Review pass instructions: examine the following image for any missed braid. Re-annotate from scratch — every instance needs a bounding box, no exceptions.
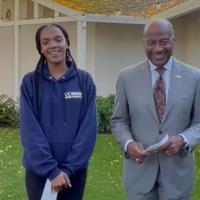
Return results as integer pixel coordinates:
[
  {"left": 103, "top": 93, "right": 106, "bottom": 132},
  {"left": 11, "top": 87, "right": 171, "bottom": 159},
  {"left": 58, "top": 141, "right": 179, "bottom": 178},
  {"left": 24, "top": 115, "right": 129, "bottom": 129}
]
[{"left": 67, "top": 49, "right": 85, "bottom": 103}]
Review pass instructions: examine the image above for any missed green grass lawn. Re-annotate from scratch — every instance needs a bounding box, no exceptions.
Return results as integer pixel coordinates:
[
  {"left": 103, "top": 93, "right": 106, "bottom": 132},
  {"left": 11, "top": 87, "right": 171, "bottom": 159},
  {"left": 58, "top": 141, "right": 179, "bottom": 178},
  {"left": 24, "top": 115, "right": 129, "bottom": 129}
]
[{"left": 0, "top": 128, "right": 199, "bottom": 200}]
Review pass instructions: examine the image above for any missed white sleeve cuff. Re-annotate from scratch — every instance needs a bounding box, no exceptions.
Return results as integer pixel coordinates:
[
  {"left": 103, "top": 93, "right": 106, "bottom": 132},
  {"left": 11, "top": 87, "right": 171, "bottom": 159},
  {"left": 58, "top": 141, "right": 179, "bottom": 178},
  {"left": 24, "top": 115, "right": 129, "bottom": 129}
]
[
  {"left": 125, "top": 139, "right": 134, "bottom": 152},
  {"left": 179, "top": 134, "right": 189, "bottom": 148}
]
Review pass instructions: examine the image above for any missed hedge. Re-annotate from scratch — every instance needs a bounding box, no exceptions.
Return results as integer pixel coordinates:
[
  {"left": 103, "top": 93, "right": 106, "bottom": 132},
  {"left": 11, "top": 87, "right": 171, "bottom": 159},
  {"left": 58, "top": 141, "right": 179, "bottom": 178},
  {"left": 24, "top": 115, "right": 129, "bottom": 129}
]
[
  {"left": 0, "top": 94, "right": 19, "bottom": 127},
  {"left": 0, "top": 94, "right": 115, "bottom": 134},
  {"left": 96, "top": 95, "right": 115, "bottom": 133}
]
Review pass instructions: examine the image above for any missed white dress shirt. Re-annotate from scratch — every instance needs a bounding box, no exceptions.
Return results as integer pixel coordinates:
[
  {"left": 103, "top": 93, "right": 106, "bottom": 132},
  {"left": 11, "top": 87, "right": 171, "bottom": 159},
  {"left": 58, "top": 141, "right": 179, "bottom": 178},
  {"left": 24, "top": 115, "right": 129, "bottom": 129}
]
[{"left": 149, "top": 56, "right": 172, "bottom": 100}]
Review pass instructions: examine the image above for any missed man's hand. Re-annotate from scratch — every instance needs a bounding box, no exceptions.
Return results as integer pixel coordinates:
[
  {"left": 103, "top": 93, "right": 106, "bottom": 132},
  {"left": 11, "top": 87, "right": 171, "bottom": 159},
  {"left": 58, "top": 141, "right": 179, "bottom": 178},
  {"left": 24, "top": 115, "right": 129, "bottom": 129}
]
[
  {"left": 159, "top": 135, "right": 185, "bottom": 156},
  {"left": 127, "top": 141, "right": 148, "bottom": 164},
  {"left": 51, "top": 171, "right": 71, "bottom": 193}
]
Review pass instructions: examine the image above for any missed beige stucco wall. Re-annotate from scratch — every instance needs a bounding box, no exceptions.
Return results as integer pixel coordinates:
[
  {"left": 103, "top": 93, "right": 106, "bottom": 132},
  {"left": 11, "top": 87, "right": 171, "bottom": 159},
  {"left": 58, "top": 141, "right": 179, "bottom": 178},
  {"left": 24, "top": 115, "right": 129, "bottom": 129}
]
[
  {"left": 86, "top": 22, "right": 96, "bottom": 79},
  {"left": 0, "top": 0, "right": 200, "bottom": 97},
  {"left": 171, "top": 11, "right": 200, "bottom": 68},
  {"left": 184, "top": 11, "right": 200, "bottom": 68},
  {"left": 0, "top": 26, "right": 14, "bottom": 96},
  {"left": 171, "top": 18, "right": 186, "bottom": 61},
  {"left": 19, "top": 25, "right": 40, "bottom": 81},
  {"left": 95, "top": 23, "right": 145, "bottom": 95}
]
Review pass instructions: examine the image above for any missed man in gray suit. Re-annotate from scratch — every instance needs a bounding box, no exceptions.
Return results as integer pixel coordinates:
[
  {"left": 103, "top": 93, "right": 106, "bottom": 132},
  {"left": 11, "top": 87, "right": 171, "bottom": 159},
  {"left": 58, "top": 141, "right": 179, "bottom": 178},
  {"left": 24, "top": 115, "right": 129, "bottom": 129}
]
[{"left": 111, "top": 18, "right": 200, "bottom": 200}]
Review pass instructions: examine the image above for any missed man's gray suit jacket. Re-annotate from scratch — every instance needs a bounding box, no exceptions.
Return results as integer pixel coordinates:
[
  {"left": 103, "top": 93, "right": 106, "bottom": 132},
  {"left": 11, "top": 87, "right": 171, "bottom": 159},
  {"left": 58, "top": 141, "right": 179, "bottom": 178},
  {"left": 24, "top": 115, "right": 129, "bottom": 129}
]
[{"left": 111, "top": 58, "right": 200, "bottom": 199}]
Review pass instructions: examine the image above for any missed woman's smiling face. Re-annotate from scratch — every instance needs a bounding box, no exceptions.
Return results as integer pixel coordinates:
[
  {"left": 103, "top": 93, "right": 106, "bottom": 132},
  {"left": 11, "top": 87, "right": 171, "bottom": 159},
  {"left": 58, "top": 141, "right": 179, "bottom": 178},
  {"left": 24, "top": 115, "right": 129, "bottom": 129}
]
[{"left": 40, "top": 26, "right": 68, "bottom": 65}]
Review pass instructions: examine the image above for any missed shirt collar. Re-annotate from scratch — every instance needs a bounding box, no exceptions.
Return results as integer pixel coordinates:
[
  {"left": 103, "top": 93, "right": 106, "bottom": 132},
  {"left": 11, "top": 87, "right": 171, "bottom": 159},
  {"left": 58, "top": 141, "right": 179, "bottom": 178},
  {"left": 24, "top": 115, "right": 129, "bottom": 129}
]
[{"left": 149, "top": 56, "right": 173, "bottom": 72}]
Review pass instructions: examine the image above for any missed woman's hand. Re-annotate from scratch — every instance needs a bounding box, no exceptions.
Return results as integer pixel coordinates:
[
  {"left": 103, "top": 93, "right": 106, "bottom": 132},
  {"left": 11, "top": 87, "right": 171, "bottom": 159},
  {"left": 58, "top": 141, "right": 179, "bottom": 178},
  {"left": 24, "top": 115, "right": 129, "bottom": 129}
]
[{"left": 51, "top": 171, "right": 71, "bottom": 192}]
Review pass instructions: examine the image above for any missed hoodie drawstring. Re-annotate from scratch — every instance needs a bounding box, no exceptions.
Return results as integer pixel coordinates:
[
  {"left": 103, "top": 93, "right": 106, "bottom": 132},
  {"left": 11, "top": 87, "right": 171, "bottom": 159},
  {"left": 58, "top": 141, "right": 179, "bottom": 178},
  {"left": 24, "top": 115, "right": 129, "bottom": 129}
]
[
  {"left": 49, "top": 76, "right": 54, "bottom": 130},
  {"left": 61, "top": 78, "right": 68, "bottom": 127}
]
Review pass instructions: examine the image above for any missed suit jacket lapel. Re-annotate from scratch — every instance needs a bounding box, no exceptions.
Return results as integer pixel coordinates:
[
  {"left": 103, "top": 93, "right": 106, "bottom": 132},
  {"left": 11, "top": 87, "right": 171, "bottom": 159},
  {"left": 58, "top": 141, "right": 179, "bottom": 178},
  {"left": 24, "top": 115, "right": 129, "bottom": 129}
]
[{"left": 161, "top": 59, "right": 183, "bottom": 125}]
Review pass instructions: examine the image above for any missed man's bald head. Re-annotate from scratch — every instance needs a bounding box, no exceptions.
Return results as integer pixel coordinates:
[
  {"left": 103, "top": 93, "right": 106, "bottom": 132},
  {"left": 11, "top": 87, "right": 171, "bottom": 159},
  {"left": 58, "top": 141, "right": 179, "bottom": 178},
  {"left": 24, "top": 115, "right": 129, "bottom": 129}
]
[{"left": 143, "top": 18, "right": 174, "bottom": 39}]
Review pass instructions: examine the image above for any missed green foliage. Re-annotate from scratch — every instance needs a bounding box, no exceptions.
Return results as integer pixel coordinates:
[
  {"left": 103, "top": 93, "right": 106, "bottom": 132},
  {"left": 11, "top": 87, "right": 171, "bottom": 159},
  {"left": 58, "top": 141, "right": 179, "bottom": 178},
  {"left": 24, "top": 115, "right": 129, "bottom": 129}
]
[
  {"left": 0, "top": 129, "right": 26, "bottom": 199},
  {"left": 0, "top": 129, "right": 125, "bottom": 200},
  {"left": 0, "top": 95, "right": 19, "bottom": 128},
  {"left": 84, "top": 135, "right": 125, "bottom": 200},
  {"left": 0, "top": 93, "right": 116, "bottom": 130},
  {"left": 0, "top": 130, "right": 200, "bottom": 200},
  {"left": 96, "top": 95, "right": 115, "bottom": 133}
]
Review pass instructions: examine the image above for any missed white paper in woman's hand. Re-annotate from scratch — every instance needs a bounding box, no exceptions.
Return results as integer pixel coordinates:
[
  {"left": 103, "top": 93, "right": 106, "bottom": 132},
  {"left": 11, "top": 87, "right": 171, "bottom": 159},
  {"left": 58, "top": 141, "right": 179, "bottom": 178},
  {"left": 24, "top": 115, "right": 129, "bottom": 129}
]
[{"left": 41, "top": 179, "right": 57, "bottom": 200}]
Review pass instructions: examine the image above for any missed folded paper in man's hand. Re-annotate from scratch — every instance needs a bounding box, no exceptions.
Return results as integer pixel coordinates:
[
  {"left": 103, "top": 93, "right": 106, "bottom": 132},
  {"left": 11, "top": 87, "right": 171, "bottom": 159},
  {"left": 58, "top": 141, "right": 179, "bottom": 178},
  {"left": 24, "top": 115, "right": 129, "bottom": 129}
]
[{"left": 145, "top": 134, "right": 169, "bottom": 153}]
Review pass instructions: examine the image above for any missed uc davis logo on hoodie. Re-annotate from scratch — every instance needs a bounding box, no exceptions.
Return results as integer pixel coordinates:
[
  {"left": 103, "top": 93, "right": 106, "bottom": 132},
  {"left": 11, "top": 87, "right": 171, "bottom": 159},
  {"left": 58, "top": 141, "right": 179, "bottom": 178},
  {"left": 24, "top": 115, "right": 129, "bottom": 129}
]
[{"left": 64, "top": 92, "right": 82, "bottom": 99}]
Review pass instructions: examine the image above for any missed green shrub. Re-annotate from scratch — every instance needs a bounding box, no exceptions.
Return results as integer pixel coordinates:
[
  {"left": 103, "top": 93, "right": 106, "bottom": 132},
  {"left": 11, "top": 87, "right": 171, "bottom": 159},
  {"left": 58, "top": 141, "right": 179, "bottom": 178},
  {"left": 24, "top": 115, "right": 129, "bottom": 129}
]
[
  {"left": 96, "top": 95, "right": 115, "bottom": 133},
  {"left": 0, "top": 93, "right": 116, "bottom": 131},
  {"left": 0, "top": 94, "right": 19, "bottom": 127}
]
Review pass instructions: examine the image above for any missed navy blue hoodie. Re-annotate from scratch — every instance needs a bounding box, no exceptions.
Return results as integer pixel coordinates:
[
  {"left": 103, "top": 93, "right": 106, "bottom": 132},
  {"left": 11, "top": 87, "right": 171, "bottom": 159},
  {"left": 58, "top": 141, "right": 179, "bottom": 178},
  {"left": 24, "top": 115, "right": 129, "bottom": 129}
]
[{"left": 20, "top": 60, "right": 97, "bottom": 180}]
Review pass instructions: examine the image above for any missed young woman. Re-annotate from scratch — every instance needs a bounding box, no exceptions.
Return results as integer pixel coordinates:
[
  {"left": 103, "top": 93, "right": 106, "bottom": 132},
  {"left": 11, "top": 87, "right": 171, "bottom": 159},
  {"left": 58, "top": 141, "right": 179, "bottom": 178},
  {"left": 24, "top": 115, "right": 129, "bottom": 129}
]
[{"left": 19, "top": 24, "right": 97, "bottom": 200}]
